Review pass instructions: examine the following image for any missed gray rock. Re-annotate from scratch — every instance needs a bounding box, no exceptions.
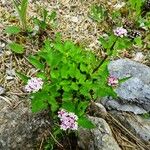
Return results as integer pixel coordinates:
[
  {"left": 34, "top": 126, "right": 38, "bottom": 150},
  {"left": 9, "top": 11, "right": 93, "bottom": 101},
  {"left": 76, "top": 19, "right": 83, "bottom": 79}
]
[
  {"left": 102, "top": 59, "right": 150, "bottom": 114},
  {"left": 78, "top": 116, "right": 121, "bottom": 150},
  {"left": 110, "top": 111, "right": 150, "bottom": 143},
  {"left": 0, "top": 97, "right": 51, "bottom": 150},
  {"left": 102, "top": 97, "right": 147, "bottom": 114},
  {"left": 108, "top": 59, "right": 150, "bottom": 84}
]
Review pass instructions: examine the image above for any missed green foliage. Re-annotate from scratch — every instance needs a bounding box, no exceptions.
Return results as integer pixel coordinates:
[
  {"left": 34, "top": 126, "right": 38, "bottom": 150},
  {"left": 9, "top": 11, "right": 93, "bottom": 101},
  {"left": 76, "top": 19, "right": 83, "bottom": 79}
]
[
  {"left": 8, "top": 42, "right": 24, "bottom": 53},
  {"left": 12, "top": 0, "right": 28, "bottom": 31},
  {"left": 16, "top": 71, "right": 29, "bottom": 83},
  {"left": 89, "top": 4, "right": 107, "bottom": 22},
  {"left": 5, "top": 26, "right": 21, "bottom": 35},
  {"left": 78, "top": 116, "right": 95, "bottom": 129},
  {"left": 128, "top": 0, "right": 144, "bottom": 18},
  {"left": 134, "top": 36, "right": 143, "bottom": 47},
  {"left": 27, "top": 55, "right": 45, "bottom": 70},
  {"left": 25, "top": 37, "right": 117, "bottom": 127},
  {"left": 140, "top": 113, "right": 150, "bottom": 119},
  {"left": 99, "top": 35, "right": 131, "bottom": 56},
  {"left": 33, "top": 8, "right": 57, "bottom": 31}
]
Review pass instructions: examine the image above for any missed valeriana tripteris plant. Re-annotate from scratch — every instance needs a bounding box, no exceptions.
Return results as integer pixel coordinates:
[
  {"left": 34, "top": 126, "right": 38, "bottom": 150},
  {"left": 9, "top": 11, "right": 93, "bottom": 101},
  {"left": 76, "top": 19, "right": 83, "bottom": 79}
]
[{"left": 19, "top": 28, "right": 136, "bottom": 148}]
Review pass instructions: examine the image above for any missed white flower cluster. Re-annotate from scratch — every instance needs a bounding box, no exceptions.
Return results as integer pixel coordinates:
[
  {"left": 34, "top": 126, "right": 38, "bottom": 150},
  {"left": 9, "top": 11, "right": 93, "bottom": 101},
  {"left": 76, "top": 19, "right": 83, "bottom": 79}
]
[
  {"left": 25, "top": 77, "right": 43, "bottom": 93},
  {"left": 58, "top": 109, "right": 78, "bottom": 131}
]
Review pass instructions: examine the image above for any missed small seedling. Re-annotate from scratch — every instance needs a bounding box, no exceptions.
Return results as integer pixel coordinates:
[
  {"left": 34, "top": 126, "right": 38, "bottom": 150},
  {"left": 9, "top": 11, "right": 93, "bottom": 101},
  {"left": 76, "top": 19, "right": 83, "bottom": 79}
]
[
  {"left": 5, "top": 25, "right": 21, "bottom": 35},
  {"left": 89, "top": 4, "right": 107, "bottom": 22},
  {"left": 8, "top": 42, "right": 24, "bottom": 54},
  {"left": 12, "top": 0, "right": 29, "bottom": 31},
  {"left": 33, "top": 8, "right": 57, "bottom": 31}
]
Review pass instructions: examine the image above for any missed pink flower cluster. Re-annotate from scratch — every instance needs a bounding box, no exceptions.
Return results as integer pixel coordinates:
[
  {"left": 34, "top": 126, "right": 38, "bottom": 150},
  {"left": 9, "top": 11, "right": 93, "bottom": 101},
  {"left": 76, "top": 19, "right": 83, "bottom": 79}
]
[
  {"left": 25, "top": 77, "right": 43, "bottom": 93},
  {"left": 113, "top": 27, "right": 127, "bottom": 37},
  {"left": 58, "top": 109, "right": 78, "bottom": 131},
  {"left": 108, "top": 76, "right": 119, "bottom": 87}
]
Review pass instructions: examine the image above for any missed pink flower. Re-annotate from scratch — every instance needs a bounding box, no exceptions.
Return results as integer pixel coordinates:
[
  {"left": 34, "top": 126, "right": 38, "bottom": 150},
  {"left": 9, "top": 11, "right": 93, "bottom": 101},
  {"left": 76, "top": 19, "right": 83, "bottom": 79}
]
[
  {"left": 108, "top": 76, "right": 119, "bottom": 87},
  {"left": 58, "top": 109, "right": 78, "bottom": 131},
  {"left": 113, "top": 27, "right": 127, "bottom": 37},
  {"left": 25, "top": 77, "right": 43, "bottom": 93}
]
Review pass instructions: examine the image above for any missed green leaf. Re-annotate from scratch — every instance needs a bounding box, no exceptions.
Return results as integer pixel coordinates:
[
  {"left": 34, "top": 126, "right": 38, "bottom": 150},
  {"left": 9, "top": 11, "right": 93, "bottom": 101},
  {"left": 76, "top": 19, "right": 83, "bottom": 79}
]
[
  {"left": 114, "top": 38, "right": 132, "bottom": 50},
  {"left": 60, "top": 65, "right": 69, "bottom": 78},
  {"left": 93, "top": 83, "right": 117, "bottom": 98},
  {"left": 99, "top": 37, "right": 108, "bottom": 49},
  {"left": 50, "top": 70, "right": 60, "bottom": 79},
  {"left": 90, "top": 5, "right": 107, "bottom": 22},
  {"left": 28, "top": 55, "right": 44, "bottom": 70},
  {"left": 49, "top": 11, "right": 57, "bottom": 21},
  {"left": 71, "top": 82, "right": 78, "bottom": 91},
  {"left": 134, "top": 37, "right": 142, "bottom": 47},
  {"left": 20, "top": 0, "right": 28, "bottom": 30},
  {"left": 79, "top": 85, "right": 91, "bottom": 99},
  {"left": 80, "top": 63, "right": 88, "bottom": 73},
  {"left": 78, "top": 116, "right": 95, "bottom": 129},
  {"left": 37, "top": 72, "right": 47, "bottom": 80},
  {"left": 107, "top": 35, "right": 117, "bottom": 49},
  {"left": 119, "top": 76, "right": 132, "bottom": 83},
  {"left": 16, "top": 71, "right": 29, "bottom": 83},
  {"left": 31, "top": 91, "right": 48, "bottom": 113},
  {"left": 48, "top": 96, "right": 59, "bottom": 112},
  {"left": 5, "top": 26, "right": 21, "bottom": 35},
  {"left": 62, "top": 101, "right": 75, "bottom": 112},
  {"left": 43, "top": 8, "right": 48, "bottom": 22},
  {"left": 8, "top": 42, "right": 24, "bottom": 54},
  {"left": 77, "top": 101, "right": 89, "bottom": 116},
  {"left": 39, "top": 46, "right": 62, "bottom": 68},
  {"left": 62, "top": 91, "right": 73, "bottom": 101}
]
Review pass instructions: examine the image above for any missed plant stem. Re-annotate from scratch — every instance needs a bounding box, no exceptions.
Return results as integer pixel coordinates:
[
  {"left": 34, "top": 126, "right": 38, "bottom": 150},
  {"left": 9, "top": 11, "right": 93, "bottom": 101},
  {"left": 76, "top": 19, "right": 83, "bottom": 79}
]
[{"left": 92, "top": 37, "right": 118, "bottom": 74}]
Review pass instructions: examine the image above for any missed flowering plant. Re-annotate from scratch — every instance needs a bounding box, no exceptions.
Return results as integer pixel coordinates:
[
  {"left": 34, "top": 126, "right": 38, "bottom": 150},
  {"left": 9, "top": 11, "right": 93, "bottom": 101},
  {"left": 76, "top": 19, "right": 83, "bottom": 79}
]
[
  {"left": 18, "top": 28, "right": 136, "bottom": 148},
  {"left": 113, "top": 27, "right": 127, "bottom": 38}
]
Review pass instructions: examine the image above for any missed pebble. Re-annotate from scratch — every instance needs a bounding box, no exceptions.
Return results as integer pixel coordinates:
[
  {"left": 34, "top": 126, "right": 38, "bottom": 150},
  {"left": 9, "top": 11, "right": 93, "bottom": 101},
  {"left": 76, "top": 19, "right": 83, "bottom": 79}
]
[
  {"left": 0, "top": 86, "right": 6, "bottom": 95},
  {"left": 133, "top": 52, "right": 145, "bottom": 62},
  {"left": 71, "top": 16, "right": 79, "bottom": 23}
]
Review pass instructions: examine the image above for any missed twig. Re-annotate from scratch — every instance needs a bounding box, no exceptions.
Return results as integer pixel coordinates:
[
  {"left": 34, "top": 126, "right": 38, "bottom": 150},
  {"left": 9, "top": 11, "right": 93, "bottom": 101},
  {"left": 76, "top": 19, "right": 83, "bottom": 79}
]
[
  {"left": 107, "top": 113, "right": 149, "bottom": 150},
  {"left": 0, "top": 96, "right": 12, "bottom": 105},
  {"left": 92, "top": 37, "right": 118, "bottom": 74},
  {"left": 48, "top": 130, "right": 63, "bottom": 148},
  {"left": 39, "top": 138, "right": 44, "bottom": 150}
]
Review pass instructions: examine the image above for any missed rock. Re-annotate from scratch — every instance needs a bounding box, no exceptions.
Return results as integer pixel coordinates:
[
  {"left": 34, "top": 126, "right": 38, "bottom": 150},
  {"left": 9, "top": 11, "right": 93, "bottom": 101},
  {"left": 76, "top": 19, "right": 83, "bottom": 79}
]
[
  {"left": 102, "top": 59, "right": 150, "bottom": 114},
  {"left": 89, "top": 102, "right": 107, "bottom": 119},
  {"left": 78, "top": 116, "right": 121, "bottom": 150},
  {"left": 102, "top": 96, "right": 148, "bottom": 114},
  {"left": 0, "top": 97, "right": 51, "bottom": 150},
  {"left": 109, "top": 111, "right": 150, "bottom": 143}
]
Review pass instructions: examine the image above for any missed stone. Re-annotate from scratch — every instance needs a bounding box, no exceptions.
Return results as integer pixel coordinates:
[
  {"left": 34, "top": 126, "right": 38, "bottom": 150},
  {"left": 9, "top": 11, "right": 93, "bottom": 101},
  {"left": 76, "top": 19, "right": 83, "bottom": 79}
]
[
  {"left": 110, "top": 111, "right": 150, "bottom": 143},
  {"left": 133, "top": 52, "right": 145, "bottom": 62},
  {"left": 71, "top": 16, "right": 79, "bottom": 23},
  {"left": 102, "top": 96, "right": 147, "bottom": 114},
  {"left": 78, "top": 116, "right": 121, "bottom": 150},
  {"left": 0, "top": 97, "right": 51, "bottom": 150},
  {"left": 102, "top": 59, "right": 150, "bottom": 114}
]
